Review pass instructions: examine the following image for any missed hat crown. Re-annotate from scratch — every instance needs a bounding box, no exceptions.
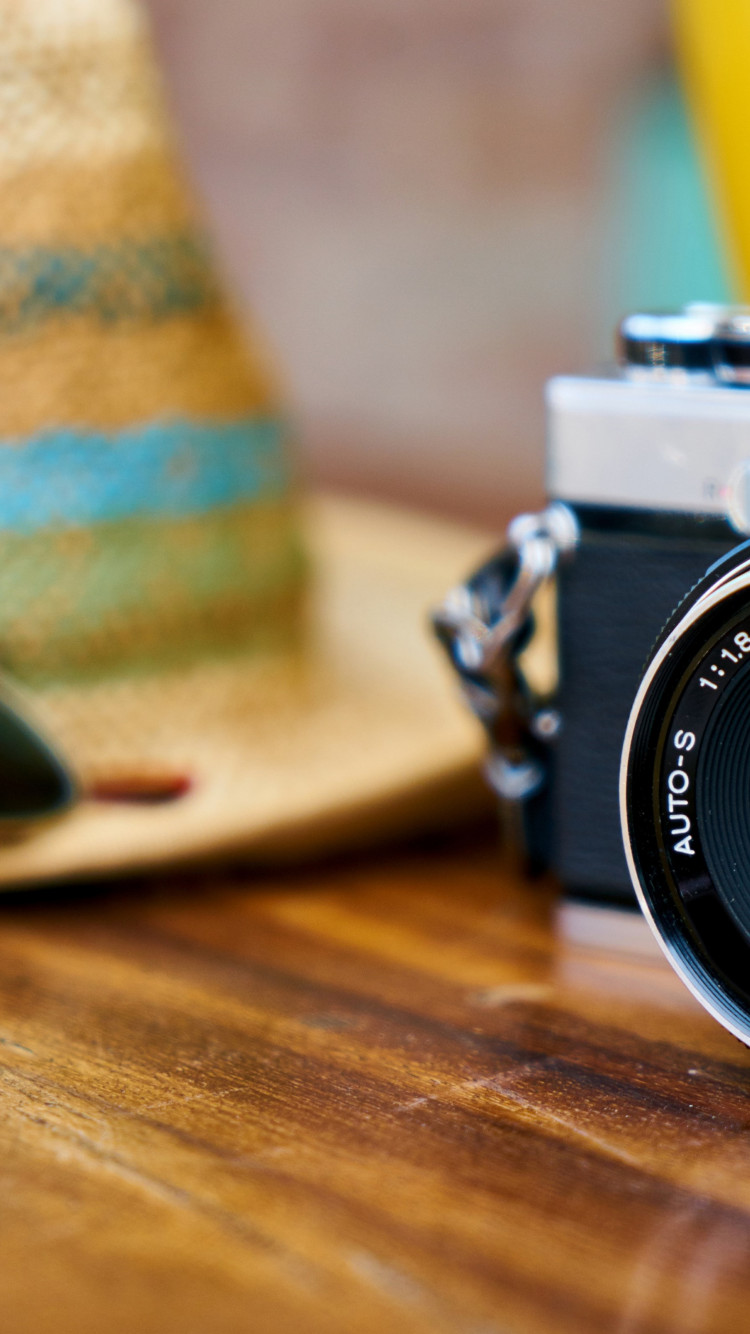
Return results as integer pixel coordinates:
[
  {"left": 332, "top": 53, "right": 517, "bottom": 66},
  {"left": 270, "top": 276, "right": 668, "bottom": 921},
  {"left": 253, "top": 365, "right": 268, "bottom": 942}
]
[{"left": 0, "top": 0, "right": 302, "bottom": 686}]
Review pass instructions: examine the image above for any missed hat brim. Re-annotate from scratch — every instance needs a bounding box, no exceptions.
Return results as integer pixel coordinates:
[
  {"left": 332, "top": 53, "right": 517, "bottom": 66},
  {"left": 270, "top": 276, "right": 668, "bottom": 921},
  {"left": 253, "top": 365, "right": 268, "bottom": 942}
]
[{"left": 0, "top": 495, "right": 493, "bottom": 888}]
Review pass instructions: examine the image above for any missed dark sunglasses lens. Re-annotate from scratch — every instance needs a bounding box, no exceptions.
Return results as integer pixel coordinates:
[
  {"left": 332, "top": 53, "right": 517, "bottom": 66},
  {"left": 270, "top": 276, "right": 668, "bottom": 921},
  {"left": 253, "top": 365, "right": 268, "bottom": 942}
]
[{"left": 0, "top": 702, "right": 73, "bottom": 819}]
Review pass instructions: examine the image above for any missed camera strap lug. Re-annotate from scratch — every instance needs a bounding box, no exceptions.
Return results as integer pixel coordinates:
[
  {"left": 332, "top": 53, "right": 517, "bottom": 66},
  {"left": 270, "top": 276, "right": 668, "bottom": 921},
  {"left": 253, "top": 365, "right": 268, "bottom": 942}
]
[{"left": 432, "top": 503, "right": 578, "bottom": 858}]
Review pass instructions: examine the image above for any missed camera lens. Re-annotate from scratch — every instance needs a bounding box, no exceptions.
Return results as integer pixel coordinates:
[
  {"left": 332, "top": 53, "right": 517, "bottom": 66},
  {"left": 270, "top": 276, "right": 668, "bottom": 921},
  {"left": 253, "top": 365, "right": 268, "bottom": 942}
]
[
  {"left": 621, "top": 542, "right": 750, "bottom": 1042},
  {"left": 697, "top": 660, "right": 750, "bottom": 942}
]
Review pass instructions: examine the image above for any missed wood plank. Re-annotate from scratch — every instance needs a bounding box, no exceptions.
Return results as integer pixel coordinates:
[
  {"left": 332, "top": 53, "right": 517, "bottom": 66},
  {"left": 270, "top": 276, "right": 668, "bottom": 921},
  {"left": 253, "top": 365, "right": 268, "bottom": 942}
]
[{"left": 1, "top": 834, "right": 750, "bottom": 1333}]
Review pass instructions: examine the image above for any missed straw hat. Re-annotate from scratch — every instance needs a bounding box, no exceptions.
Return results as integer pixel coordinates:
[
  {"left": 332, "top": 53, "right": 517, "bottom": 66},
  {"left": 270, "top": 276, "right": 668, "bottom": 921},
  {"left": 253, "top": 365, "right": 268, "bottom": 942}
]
[{"left": 0, "top": 0, "right": 489, "bottom": 887}]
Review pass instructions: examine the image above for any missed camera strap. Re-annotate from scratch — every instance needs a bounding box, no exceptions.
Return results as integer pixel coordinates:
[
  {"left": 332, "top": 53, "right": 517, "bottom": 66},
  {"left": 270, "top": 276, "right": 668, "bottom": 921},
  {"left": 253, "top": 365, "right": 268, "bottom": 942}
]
[{"left": 432, "top": 503, "right": 578, "bottom": 865}]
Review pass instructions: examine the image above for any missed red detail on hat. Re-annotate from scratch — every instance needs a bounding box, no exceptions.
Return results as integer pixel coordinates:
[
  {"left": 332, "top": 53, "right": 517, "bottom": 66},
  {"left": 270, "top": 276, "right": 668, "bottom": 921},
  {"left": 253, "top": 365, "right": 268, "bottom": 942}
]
[{"left": 88, "top": 775, "right": 193, "bottom": 804}]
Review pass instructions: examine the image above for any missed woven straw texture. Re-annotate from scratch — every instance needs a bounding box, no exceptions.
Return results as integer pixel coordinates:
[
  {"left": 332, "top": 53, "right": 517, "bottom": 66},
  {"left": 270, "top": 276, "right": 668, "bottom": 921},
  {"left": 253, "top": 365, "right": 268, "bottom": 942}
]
[
  {"left": 0, "top": 0, "right": 301, "bottom": 697},
  {"left": 0, "top": 0, "right": 308, "bottom": 813},
  {"left": 0, "top": 0, "right": 488, "bottom": 883}
]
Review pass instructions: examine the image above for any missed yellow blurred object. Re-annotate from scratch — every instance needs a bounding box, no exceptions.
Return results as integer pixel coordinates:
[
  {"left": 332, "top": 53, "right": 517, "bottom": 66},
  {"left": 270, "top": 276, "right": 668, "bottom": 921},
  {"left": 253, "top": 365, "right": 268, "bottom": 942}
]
[{"left": 672, "top": 0, "right": 750, "bottom": 296}]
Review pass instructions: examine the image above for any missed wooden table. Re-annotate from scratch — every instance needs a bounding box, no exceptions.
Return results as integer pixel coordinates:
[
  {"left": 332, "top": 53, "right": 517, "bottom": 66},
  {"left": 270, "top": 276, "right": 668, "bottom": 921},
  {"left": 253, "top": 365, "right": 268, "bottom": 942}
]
[{"left": 2, "top": 828, "right": 750, "bottom": 1334}]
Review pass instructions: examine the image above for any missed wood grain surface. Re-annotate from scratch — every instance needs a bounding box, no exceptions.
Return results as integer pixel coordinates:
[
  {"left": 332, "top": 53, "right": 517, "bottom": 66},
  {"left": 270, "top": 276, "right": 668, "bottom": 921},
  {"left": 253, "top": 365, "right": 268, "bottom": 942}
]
[{"left": 2, "top": 829, "right": 750, "bottom": 1334}]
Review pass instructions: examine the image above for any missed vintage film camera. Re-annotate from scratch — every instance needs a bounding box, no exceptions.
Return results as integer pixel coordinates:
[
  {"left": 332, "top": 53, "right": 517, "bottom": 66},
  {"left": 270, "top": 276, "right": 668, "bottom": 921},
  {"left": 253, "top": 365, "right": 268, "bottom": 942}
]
[{"left": 434, "top": 307, "right": 750, "bottom": 1042}]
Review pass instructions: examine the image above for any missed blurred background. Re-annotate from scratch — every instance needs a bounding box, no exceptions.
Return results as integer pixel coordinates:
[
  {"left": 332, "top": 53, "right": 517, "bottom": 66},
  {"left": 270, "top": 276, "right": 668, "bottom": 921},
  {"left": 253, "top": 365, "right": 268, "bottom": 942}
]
[{"left": 145, "top": 0, "right": 731, "bottom": 528}]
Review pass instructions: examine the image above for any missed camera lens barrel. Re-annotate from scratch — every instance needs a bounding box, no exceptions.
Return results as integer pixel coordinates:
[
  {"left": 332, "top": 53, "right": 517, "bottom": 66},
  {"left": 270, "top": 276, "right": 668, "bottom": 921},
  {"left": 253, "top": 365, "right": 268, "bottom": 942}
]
[{"left": 621, "top": 542, "right": 750, "bottom": 1043}]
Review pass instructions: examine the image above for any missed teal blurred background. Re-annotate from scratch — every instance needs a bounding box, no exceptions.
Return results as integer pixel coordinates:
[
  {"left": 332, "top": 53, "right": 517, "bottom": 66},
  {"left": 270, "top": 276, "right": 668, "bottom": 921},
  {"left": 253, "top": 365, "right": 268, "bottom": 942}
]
[{"left": 600, "top": 76, "right": 730, "bottom": 347}]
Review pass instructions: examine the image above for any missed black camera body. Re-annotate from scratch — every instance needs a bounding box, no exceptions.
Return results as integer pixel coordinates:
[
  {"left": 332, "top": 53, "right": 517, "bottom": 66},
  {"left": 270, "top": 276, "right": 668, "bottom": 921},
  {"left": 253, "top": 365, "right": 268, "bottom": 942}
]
[
  {"left": 547, "top": 312, "right": 750, "bottom": 904},
  {"left": 552, "top": 509, "right": 736, "bottom": 905},
  {"left": 435, "top": 308, "right": 750, "bottom": 1040}
]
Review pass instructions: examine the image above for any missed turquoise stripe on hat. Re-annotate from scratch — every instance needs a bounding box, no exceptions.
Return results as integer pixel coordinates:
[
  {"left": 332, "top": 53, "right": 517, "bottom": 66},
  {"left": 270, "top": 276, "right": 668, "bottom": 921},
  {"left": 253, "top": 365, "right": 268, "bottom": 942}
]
[{"left": 0, "top": 416, "right": 290, "bottom": 533}]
